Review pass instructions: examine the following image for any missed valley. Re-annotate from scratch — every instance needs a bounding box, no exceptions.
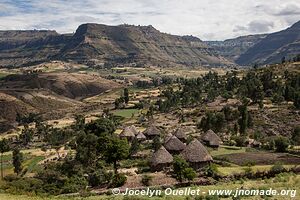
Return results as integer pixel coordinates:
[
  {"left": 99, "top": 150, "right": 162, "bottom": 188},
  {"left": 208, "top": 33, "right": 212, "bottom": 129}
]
[{"left": 0, "top": 20, "right": 299, "bottom": 200}]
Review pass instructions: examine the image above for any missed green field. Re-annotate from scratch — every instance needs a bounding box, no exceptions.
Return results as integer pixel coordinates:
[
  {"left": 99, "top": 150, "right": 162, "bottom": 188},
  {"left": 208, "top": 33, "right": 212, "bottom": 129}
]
[
  {"left": 1, "top": 152, "right": 44, "bottom": 175},
  {"left": 112, "top": 109, "right": 139, "bottom": 118},
  {"left": 210, "top": 145, "right": 247, "bottom": 157}
]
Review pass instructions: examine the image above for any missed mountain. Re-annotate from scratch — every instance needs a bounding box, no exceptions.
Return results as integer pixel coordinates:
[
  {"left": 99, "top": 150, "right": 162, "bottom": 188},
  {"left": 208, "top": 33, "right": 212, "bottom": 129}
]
[
  {"left": 57, "top": 23, "right": 232, "bottom": 67},
  {"left": 0, "top": 24, "right": 233, "bottom": 68},
  {"left": 205, "top": 34, "right": 267, "bottom": 62},
  {"left": 0, "top": 30, "right": 72, "bottom": 67},
  {"left": 236, "top": 21, "right": 300, "bottom": 65}
]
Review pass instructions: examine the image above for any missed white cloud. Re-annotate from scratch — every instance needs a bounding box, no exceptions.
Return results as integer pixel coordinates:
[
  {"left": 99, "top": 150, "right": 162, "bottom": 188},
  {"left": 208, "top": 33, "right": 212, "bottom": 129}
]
[{"left": 0, "top": 0, "right": 299, "bottom": 40}]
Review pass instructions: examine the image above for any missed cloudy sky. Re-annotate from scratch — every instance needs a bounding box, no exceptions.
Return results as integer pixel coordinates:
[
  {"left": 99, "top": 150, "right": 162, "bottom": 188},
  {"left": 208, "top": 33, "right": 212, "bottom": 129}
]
[{"left": 0, "top": 0, "right": 300, "bottom": 40}]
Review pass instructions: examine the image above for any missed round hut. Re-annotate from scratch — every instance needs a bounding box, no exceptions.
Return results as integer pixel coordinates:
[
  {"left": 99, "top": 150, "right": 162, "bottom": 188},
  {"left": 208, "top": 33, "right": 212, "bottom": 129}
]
[
  {"left": 150, "top": 146, "right": 173, "bottom": 171},
  {"left": 164, "top": 135, "right": 186, "bottom": 154},
  {"left": 143, "top": 125, "right": 161, "bottom": 140},
  {"left": 164, "top": 133, "right": 173, "bottom": 143},
  {"left": 129, "top": 125, "right": 139, "bottom": 135},
  {"left": 119, "top": 126, "right": 136, "bottom": 141},
  {"left": 200, "top": 129, "right": 222, "bottom": 148},
  {"left": 173, "top": 127, "right": 188, "bottom": 142},
  {"left": 181, "top": 139, "right": 213, "bottom": 170},
  {"left": 136, "top": 132, "right": 146, "bottom": 141}
]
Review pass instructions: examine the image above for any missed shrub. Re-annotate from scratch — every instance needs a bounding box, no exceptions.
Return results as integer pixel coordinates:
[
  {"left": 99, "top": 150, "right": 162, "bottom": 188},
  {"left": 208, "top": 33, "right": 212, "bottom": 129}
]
[
  {"left": 141, "top": 174, "right": 152, "bottom": 186},
  {"left": 183, "top": 167, "right": 197, "bottom": 182},
  {"left": 274, "top": 136, "right": 289, "bottom": 152},
  {"left": 204, "top": 163, "right": 220, "bottom": 178},
  {"left": 270, "top": 162, "right": 285, "bottom": 174},
  {"left": 110, "top": 173, "right": 127, "bottom": 188}
]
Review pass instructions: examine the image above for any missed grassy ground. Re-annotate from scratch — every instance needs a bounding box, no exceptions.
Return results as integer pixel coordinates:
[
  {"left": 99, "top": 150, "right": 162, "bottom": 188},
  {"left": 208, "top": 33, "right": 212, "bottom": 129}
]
[
  {"left": 210, "top": 145, "right": 247, "bottom": 157},
  {"left": 112, "top": 109, "right": 140, "bottom": 118}
]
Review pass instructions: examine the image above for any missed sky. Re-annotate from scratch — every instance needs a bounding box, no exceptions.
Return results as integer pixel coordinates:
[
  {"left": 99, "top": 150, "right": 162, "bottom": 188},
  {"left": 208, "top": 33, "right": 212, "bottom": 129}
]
[{"left": 0, "top": 0, "right": 300, "bottom": 40}]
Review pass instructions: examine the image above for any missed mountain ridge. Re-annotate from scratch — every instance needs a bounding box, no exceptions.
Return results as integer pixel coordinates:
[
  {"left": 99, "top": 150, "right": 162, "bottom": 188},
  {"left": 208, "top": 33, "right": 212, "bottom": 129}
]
[
  {"left": 0, "top": 23, "right": 233, "bottom": 68},
  {"left": 236, "top": 20, "right": 300, "bottom": 65}
]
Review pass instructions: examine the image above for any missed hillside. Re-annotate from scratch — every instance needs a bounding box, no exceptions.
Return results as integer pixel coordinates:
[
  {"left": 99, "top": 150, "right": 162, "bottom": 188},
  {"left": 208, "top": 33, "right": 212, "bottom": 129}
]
[
  {"left": 0, "top": 30, "right": 72, "bottom": 67},
  {"left": 236, "top": 20, "right": 300, "bottom": 65},
  {"left": 0, "top": 72, "right": 121, "bottom": 99},
  {"left": 0, "top": 24, "right": 233, "bottom": 68},
  {"left": 205, "top": 34, "right": 267, "bottom": 61}
]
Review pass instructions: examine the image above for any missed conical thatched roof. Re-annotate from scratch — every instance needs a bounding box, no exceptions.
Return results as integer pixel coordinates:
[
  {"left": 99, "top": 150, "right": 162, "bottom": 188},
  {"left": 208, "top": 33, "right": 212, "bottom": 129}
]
[
  {"left": 200, "top": 129, "right": 222, "bottom": 146},
  {"left": 151, "top": 146, "right": 173, "bottom": 166},
  {"left": 120, "top": 126, "right": 136, "bottom": 138},
  {"left": 164, "top": 136, "right": 186, "bottom": 152},
  {"left": 164, "top": 133, "right": 173, "bottom": 143},
  {"left": 173, "top": 127, "right": 188, "bottom": 140},
  {"left": 181, "top": 139, "right": 213, "bottom": 163},
  {"left": 129, "top": 125, "right": 139, "bottom": 135},
  {"left": 143, "top": 125, "right": 161, "bottom": 137},
  {"left": 136, "top": 132, "right": 146, "bottom": 140}
]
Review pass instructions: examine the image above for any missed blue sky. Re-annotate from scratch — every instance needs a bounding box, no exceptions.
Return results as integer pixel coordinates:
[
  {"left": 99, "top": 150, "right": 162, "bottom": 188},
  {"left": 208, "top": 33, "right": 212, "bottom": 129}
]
[{"left": 0, "top": 0, "right": 300, "bottom": 40}]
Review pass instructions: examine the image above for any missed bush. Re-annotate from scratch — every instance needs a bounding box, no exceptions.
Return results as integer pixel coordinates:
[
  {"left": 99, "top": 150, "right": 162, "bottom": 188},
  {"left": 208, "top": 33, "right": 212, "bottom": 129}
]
[
  {"left": 110, "top": 173, "right": 127, "bottom": 188},
  {"left": 274, "top": 136, "right": 289, "bottom": 152},
  {"left": 183, "top": 167, "right": 197, "bottom": 182},
  {"left": 204, "top": 163, "right": 220, "bottom": 178},
  {"left": 141, "top": 174, "right": 152, "bottom": 186},
  {"left": 270, "top": 162, "right": 285, "bottom": 174}
]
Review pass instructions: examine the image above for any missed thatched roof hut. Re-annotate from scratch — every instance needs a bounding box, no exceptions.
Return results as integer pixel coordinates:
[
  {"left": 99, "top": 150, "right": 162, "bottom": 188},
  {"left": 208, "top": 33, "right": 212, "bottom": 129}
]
[
  {"left": 200, "top": 129, "right": 222, "bottom": 148},
  {"left": 119, "top": 126, "right": 136, "bottom": 141},
  {"left": 164, "top": 135, "right": 186, "bottom": 154},
  {"left": 173, "top": 127, "right": 188, "bottom": 142},
  {"left": 181, "top": 139, "right": 213, "bottom": 170},
  {"left": 129, "top": 125, "right": 139, "bottom": 135},
  {"left": 150, "top": 146, "right": 173, "bottom": 171},
  {"left": 136, "top": 132, "right": 146, "bottom": 141},
  {"left": 143, "top": 125, "right": 161, "bottom": 139},
  {"left": 164, "top": 133, "right": 173, "bottom": 143}
]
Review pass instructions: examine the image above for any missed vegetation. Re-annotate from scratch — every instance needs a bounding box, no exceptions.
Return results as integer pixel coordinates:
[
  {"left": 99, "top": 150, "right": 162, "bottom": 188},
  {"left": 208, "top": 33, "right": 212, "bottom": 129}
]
[{"left": 172, "top": 156, "right": 197, "bottom": 182}]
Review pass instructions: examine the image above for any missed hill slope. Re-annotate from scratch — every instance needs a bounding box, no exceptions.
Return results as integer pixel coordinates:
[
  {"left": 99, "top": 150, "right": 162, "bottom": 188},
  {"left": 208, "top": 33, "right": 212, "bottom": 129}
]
[{"left": 236, "top": 21, "right": 300, "bottom": 65}]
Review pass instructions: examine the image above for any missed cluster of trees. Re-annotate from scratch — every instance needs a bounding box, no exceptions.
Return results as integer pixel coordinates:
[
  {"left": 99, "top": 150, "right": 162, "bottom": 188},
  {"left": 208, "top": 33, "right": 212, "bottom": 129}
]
[
  {"left": 2, "top": 114, "right": 131, "bottom": 195},
  {"left": 135, "top": 76, "right": 174, "bottom": 88},
  {"left": 198, "top": 102, "right": 252, "bottom": 135},
  {"left": 0, "top": 139, "right": 23, "bottom": 179},
  {"left": 114, "top": 88, "right": 129, "bottom": 109},
  {"left": 156, "top": 69, "right": 300, "bottom": 112}
]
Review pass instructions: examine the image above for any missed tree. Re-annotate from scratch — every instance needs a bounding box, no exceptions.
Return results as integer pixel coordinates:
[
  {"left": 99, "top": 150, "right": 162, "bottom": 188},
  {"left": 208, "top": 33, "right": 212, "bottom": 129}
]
[
  {"left": 0, "top": 139, "right": 10, "bottom": 179},
  {"left": 73, "top": 114, "right": 85, "bottom": 131},
  {"left": 204, "top": 163, "right": 220, "bottom": 178},
  {"left": 173, "top": 155, "right": 189, "bottom": 182},
  {"left": 238, "top": 104, "right": 249, "bottom": 135},
  {"left": 102, "top": 136, "right": 129, "bottom": 174},
  {"left": 152, "top": 136, "right": 161, "bottom": 151},
  {"left": 183, "top": 167, "right": 197, "bottom": 182},
  {"left": 172, "top": 155, "right": 196, "bottom": 183},
  {"left": 12, "top": 148, "right": 23, "bottom": 175},
  {"left": 292, "top": 126, "right": 300, "bottom": 145},
  {"left": 124, "top": 88, "right": 129, "bottom": 104},
  {"left": 19, "top": 124, "right": 34, "bottom": 146},
  {"left": 274, "top": 136, "right": 289, "bottom": 152},
  {"left": 129, "top": 138, "right": 140, "bottom": 156},
  {"left": 75, "top": 133, "right": 99, "bottom": 167},
  {"left": 45, "top": 128, "right": 72, "bottom": 159}
]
